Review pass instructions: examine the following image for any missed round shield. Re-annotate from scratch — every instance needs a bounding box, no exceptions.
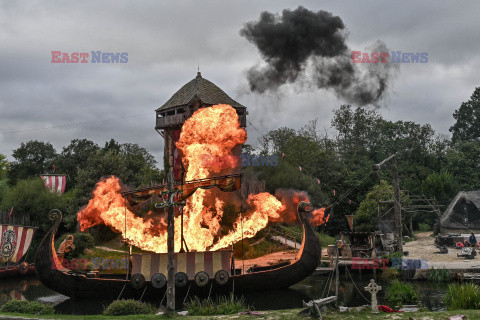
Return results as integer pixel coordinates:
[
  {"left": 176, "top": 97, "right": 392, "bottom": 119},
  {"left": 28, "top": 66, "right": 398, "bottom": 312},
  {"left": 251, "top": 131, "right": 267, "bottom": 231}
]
[
  {"left": 214, "top": 270, "right": 229, "bottom": 285},
  {"left": 18, "top": 262, "right": 29, "bottom": 275},
  {"left": 130, "top": 273, "right": 146, "bottom": 289},
  {"left": 194, "top": 271, "right": 209, "bottom": 287},
  {"left": 151, "top": 273, "right": 167, "bottom": 289},
  {"left": 175, "top": 272, "right": 188, "bottom": 288}
]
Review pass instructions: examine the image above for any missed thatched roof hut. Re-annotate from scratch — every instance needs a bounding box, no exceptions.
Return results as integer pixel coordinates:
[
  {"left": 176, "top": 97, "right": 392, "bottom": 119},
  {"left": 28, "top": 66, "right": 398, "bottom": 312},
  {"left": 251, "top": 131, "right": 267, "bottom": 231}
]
[{"left": 440, "top": 190, "right": 480, "bottom": 233}]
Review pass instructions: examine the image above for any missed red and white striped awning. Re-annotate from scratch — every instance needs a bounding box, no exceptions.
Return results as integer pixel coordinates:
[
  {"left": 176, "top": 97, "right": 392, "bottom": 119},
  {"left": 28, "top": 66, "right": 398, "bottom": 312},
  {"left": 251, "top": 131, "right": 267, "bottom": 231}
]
[
  {"left": 40, "top": 175, "right": 66, "bottom": 194},
  {"left": 0, "top": 225, "right": 36, "bottom": 263}
]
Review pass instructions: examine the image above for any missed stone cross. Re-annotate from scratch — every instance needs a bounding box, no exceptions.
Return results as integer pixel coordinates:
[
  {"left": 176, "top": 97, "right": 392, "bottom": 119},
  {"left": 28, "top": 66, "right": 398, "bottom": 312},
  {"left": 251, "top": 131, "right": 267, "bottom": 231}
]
[{"left": 364, "top": 279, "right": 382, "bottom": 313}]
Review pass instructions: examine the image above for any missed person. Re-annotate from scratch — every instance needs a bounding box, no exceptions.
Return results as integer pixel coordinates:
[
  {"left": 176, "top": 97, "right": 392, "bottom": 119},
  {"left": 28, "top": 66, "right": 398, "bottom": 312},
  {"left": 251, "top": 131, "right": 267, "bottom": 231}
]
[{"left": 469, "top": 233, "right": 477, "bottom": 247}]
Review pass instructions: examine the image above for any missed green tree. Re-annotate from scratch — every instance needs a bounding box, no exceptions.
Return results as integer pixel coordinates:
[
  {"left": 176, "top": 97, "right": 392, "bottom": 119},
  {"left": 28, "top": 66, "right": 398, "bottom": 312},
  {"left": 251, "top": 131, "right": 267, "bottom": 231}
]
[
  {"left": 446, "top": 141, "right": 480, "bottom": 191},
  {"left": 1, "top": 178, "right": 67, "bottom": 237},
  {"left": 0, "top": 153, "right": 8, "bottom": 179},
  {"left": 450, "top": 87, "right": 480, "bottom": 143},
  {"left": 54, "top": 139, "right": 100, "bottom": 189},
  {"left": 355, "top": 180, "right": 394, "bottom": 232},
  {"left": 7, "top": 140, "right": 57, "bottom": 186}
]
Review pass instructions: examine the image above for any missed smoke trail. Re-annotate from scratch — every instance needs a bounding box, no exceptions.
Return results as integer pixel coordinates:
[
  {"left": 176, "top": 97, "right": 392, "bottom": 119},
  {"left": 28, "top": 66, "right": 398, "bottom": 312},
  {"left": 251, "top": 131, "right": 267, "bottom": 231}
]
[{"left": 241, "top": 6, "right": 398, "bottom": 106}]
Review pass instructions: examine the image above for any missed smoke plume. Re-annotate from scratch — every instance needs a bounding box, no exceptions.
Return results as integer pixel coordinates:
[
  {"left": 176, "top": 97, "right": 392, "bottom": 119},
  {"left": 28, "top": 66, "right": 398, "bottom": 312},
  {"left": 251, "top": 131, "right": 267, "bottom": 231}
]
[{"left": 241, "top": 6, "right": 398, "bottom": 106}]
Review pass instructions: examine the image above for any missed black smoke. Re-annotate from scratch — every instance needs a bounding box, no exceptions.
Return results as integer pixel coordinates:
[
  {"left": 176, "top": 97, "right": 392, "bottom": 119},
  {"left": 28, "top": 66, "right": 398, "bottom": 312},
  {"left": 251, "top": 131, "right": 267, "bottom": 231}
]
[{"left": 241, "top": 6, "right": 398, "bottom": 106}]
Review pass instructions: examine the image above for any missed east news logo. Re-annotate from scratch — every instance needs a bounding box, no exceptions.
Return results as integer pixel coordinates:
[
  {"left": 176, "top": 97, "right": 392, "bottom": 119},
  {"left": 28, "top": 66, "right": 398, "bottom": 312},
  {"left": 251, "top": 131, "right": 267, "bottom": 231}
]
[
  {"left": 351, "top": 51, "right": 428, "bottom": 63},
  {"left": 51, "top": 51, "right": 128, "bottom": 63}
]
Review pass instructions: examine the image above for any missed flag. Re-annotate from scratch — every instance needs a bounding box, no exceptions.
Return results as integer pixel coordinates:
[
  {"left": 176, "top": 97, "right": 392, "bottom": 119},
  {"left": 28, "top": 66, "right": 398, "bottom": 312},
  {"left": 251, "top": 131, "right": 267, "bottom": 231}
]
[
  {"left": 40, "top": 175, "right": 67, "bottom": 194},
  {"left": 299, "top": 166, "right": 302, "bottom": 172},
  {"left": 345, "top": 215, "right": 354, "bottom": 231},
  {"left": 0, "top": 225, "right": 36, "bottom": 263},
  {"left": 8, "top": 207, "right": 13, "bottom": 218},
  {"left": 316, "top": 178, "right": 320, "bottom": 184}
]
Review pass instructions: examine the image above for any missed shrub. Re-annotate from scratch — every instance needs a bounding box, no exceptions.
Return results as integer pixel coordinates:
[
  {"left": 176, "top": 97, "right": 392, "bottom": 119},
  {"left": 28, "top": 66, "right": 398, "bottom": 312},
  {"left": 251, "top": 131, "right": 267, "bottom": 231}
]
[
  {"left": 418, "top": 223, "right": 430, "bottom": 232},
  {"left": 427, "top": 268, "right": 450, "bottom": 282},
  {"left": 103, "top": 299, "right": 153, "bottom": 316},
  {"left": 386, "top": 280, "right": 418, "bottom": 306},
  {"left": 444, "top": 283, "right": 480, "bottom": 310},
  {"left": 185, "top": 294, "right": 249, "bottom": 316},
  {"left": 0, "top": 300, "right": 55, "bottom": 315}
]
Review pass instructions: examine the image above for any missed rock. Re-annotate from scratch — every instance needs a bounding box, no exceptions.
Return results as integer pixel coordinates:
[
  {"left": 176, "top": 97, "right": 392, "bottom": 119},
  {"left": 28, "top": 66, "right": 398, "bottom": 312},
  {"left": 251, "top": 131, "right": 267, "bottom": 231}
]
[
  {"left": 399, "top": 306, "right": 419, "bottom": 312},
  {"left": 339, "top": 306, "right": 348, "bottom": 312}
]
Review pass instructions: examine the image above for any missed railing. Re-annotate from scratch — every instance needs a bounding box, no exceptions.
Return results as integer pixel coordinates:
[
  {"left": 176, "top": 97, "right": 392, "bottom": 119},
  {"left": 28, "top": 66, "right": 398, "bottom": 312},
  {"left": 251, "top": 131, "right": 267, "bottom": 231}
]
[
  {"left": 268, "top": 225, "right": 302, "bottom": 250},
  {"left": 0, "top": 209, "right": 30, "bottom": 226}
]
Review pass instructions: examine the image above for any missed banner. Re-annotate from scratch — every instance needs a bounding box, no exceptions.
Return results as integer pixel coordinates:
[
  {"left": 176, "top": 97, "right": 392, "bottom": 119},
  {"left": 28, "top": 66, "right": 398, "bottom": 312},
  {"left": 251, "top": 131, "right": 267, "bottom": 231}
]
[
  {"left": 0, "top": 225, "right": 36, "bottom": 263},
  {"left": 40, "top": 175, "right": 66, "bottom": 194},
  {"left": 346, "top": 215, "right": 354, "bottom": 231}
]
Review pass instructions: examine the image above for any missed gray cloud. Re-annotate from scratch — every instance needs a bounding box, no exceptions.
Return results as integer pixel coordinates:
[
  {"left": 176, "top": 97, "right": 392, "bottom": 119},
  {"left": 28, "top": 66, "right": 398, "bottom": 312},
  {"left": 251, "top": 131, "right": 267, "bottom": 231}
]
[{"left": 0, "top": 0, "right": 479, "bottom": 166}]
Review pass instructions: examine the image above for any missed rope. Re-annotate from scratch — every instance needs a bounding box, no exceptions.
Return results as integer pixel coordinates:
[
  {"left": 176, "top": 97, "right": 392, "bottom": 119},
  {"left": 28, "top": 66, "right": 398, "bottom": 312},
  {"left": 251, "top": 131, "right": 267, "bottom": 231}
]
[
  {"left": 183, "top": 283, "right": 192, "bottom": 305},
  {"left": 345, "top": 266, "right": 370, "bottom": 303},
  {"left": 116, "top": 283, "right": 127, "bottom": 301},
  {"left": 139, "top": 285, "right": 148, "bottom": 300},
  {"left": 321, "top": 268, "right": 335, "bottom": 298},
  {"left": 160, "top": 290, "right": 167, "bottom": 306},
  {"left": 207, "top": 282, "right": 213, "bottom": 299}
]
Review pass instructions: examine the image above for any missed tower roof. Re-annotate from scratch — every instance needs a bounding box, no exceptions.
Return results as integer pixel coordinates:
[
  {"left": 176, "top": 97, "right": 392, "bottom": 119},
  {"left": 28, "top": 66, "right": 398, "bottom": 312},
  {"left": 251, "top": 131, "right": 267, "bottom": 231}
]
[{"left": 156, "top": 72, "right": 245, "bottom": 111}]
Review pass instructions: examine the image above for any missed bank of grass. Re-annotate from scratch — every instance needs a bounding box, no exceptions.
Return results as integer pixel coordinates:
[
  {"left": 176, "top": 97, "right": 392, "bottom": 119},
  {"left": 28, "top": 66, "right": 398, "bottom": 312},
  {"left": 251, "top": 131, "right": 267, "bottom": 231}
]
[
  {"left": 3, "top": 308, "right": 480, "bottom": 320},
  {"left": 185, "top": 294, "right": 249, "bottom": 315},
  {"left": 278, "top": 224, "right": 336, "bottom": 246},
  {"left": 444, "top": 282, "right": 480, "bottom": 310}
]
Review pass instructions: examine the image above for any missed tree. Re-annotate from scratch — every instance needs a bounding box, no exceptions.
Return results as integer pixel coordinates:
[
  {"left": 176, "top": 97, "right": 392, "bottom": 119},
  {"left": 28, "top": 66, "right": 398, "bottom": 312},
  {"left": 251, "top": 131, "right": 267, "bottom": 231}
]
[
  {"left": 450, "top": 87, "right": 480, "bottom": 143},
  {"left": 446, "top": 141, "right": 480, "bottom": 191},
  {"left": 1, "top": 178, "right": 66, "bottom": 236},
  {"left": 55, "top": 139, "right": 100, "bottom": 188},
  {"left": 355, "top": 180, "right": 395, "bottom": 232},
  {"left": 0, "top": 153, "right": 8, "bottom": 179},
  {"left": 7, "top": 140, "right": 57, "bottom": 186},
  {"left": 74, "top": 143, "right": 163, "bottom": 212}
]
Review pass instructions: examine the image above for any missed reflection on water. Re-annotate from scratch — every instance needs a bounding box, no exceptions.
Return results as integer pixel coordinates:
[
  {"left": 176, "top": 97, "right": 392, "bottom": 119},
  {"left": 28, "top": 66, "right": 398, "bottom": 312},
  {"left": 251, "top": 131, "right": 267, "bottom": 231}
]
[
  {"left": 0, "top": 271, "right": 448, "bottom": 314},
  {"left": 0, "top": 275, "right": 56, "bottom": 308}
]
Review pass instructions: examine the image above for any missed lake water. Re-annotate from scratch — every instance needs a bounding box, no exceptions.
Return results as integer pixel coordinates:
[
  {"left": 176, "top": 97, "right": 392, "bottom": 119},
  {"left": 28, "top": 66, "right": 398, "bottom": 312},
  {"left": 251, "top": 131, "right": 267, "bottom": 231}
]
[{"left": 0, "top": 271, "right": 449, "bottom": 314}]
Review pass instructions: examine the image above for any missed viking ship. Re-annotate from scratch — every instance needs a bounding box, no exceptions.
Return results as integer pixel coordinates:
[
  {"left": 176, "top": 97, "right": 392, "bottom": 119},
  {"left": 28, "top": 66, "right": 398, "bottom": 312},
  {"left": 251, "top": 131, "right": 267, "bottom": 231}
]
[
  {"left": 0, "top": 222, "right": 36, "bottom": 278},
  {"left": 34, "top": 200, "right": 320, "bottom": 301}
]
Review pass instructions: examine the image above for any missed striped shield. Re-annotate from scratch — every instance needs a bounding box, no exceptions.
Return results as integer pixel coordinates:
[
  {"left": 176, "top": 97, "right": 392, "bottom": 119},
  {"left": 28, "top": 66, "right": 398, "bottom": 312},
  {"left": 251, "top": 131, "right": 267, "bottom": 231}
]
[
  {"left": 40, "top": 175, "right": 66, "bottom": 194},
  {"left": 0, "top": 225, "right": 36, "bottom": 263}
]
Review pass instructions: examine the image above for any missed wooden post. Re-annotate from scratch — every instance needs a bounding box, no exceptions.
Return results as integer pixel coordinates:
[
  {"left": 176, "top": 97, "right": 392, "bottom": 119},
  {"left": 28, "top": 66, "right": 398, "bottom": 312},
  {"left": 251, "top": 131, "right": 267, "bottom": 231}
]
[
  {"left": 393, "top": 167, "right": 403, "bottom": 253},
  {"left": 334, "top": 244, "right": 339, "bottom": 300},
  {"left": 166, "top": 168, "right": 175, "bottom": 311}
]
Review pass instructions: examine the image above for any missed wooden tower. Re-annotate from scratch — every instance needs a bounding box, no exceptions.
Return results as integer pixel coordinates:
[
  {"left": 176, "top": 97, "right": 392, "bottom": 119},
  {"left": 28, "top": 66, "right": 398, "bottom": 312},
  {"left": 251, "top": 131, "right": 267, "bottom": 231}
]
[{"left": 155, "top": 72, "right": 247, "bottom": 181}]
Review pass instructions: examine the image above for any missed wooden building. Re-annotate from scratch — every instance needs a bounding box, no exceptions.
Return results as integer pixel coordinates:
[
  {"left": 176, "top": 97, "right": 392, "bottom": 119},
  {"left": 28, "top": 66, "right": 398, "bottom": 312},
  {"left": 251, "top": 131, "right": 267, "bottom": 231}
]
[{"left": 155, "top": 72, "right": 247, "bottom": 180}]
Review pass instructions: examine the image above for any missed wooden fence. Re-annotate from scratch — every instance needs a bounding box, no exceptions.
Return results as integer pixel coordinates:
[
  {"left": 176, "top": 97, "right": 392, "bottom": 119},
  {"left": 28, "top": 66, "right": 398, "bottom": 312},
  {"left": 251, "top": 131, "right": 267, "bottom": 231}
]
[{"left": 0, "top": 209, "right": 31, "bottom": 226}]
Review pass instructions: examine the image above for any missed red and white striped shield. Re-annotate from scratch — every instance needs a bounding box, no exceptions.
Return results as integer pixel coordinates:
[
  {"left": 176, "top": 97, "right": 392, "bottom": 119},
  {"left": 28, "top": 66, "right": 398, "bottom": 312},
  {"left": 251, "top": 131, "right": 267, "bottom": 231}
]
[
  {"left": 0, "top": 225, "right": 36, "bottom": 263},
  {"left": 40, "top": 175, "right": 66, "bottom": 194}
]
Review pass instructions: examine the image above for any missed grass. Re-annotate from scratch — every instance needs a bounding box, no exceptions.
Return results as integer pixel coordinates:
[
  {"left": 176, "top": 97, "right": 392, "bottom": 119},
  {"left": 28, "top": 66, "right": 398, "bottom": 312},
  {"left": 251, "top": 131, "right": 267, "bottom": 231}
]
[
  {"left": 233, "top": 236, "right": 285, "bottom": 260},
  {"left": 444, "top": 282, "right": 480, "bottom": 310},
  {"left": 427, "top": 268, "right": 451, "bottom": 283},
  {"left": 3, "top": 308, "right": 480, "bottom": 320},
  {"left": 185, "top": 294, "right": 249, "bottom": 316},
  {"left": 386, "top": 280, "right": 418, "bottom": 307},
  {"left": 276, "top": 224, "right": 336, "bottom": 246}
]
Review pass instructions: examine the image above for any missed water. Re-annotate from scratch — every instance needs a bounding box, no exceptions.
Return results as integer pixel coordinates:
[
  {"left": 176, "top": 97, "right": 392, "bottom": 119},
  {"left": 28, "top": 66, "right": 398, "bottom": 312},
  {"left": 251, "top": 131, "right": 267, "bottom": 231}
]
[{"left": 0, "top": 271, "right": 449, "bottom": 314}]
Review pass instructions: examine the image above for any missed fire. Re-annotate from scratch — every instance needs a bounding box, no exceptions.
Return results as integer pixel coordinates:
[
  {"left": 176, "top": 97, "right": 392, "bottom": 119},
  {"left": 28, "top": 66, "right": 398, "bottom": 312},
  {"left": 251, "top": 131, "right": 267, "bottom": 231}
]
[{"left": 77, "top": 104, "right": 328, "bottom": 253}]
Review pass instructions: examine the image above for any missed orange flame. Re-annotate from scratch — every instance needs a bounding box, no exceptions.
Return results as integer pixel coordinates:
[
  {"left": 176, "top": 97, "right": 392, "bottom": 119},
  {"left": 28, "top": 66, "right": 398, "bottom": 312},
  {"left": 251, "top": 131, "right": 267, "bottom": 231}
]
[{"left": 77, "top": 104, "right": 328, "bottom": 253}]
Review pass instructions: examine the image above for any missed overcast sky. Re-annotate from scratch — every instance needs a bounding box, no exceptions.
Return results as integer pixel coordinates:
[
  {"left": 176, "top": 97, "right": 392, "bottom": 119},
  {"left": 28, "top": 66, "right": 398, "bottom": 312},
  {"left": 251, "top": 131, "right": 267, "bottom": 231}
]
[{"left": 1, "top": 0, "right": 479, "bottom": 167}]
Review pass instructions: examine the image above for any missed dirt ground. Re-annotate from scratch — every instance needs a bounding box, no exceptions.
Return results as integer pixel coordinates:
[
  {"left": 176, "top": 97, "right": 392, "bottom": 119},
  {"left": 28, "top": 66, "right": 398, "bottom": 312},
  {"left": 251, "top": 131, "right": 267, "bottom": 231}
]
[{"left": 404, "top": 232, "right": 480, "bottom": 268}]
